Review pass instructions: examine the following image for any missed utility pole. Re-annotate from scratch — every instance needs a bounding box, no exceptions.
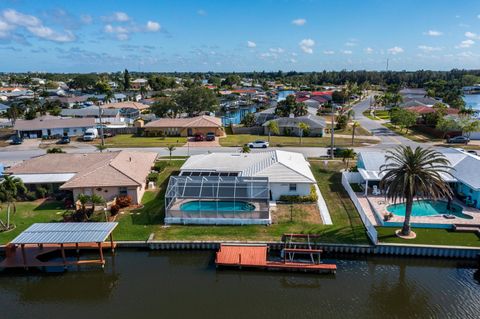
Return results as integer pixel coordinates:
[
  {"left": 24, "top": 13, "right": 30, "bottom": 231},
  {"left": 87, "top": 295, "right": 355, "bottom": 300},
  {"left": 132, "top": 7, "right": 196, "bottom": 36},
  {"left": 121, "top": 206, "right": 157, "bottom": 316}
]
[
  {"left": 330, "top": 102, "right": 335, "bottom": 159},
  {"left": 98, "top": 105, "right": 105, "bottom": 147}
]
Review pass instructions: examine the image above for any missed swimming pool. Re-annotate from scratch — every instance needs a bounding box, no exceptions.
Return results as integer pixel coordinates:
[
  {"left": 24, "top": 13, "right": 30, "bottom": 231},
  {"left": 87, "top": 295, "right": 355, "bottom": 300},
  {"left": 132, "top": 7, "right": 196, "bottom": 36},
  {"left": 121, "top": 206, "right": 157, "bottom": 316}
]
[
  {"left": 180, "top": 201, "right": 255, "bottom": 212},
  {"left": 386, "top": 200, "right": 473, "bottom": 219}
]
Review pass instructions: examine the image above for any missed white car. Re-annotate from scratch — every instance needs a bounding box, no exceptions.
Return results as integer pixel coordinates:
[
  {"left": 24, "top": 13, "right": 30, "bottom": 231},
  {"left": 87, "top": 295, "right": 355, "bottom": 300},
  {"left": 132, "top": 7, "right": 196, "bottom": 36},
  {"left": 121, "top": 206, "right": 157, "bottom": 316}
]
[{"left": 247, "top": 140, "right": 269, "bottom": 148}]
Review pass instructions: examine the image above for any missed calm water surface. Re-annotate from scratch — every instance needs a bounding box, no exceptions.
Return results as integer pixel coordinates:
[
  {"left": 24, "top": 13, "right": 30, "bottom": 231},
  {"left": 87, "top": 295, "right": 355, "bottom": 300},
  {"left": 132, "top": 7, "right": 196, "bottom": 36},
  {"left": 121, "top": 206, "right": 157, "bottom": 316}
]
[
  {"left": 0, "top": 250, "right": 479, "bottom": 319},
  {"left": 463, "top": 94, "right": 480, "bottom": 110}
]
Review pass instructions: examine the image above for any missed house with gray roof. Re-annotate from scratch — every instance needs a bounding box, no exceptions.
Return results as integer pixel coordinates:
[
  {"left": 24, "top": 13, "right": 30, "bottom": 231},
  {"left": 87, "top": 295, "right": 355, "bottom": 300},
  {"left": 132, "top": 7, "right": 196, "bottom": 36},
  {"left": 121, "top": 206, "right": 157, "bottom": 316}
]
[
  {"left": 262, "top": 114, "right": 326, "bottom": 137},
  {"left": 14, "top": 116, "right": 95, "bottom": 138}
]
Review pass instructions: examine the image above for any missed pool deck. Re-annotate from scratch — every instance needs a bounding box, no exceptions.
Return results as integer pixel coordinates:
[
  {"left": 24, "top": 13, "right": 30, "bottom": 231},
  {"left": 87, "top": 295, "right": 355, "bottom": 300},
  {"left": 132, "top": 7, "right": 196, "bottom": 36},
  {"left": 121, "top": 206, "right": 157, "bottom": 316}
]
[{"left": 359, "top": 194, "right": 480, "bottom": 227}]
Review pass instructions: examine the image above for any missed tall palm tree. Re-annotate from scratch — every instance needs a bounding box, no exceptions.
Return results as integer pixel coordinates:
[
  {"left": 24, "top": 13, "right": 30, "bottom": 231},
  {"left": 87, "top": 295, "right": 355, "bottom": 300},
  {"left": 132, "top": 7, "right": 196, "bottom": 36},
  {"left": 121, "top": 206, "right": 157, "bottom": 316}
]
[
  {"left": 380, "top": 146, "right": 453, "bottom": 236},
  {"left": 166, "top": 145, "right": 176, "bottom": 161},
  {"left": 0, "top": 176, "right": 26, "bottom": 231},
  {"left": 351, "top": 121, "right": 360, "bottom": 145},
  {"left": 240, "top": 145, "right": 251, "bottom": 153},
  {"left": 90, "top": 194, "right": 105, "bottom": 212},
  {"left": 266, "top": 121, "right": 279, "bottom": 142},
  {"left": 298, "top": 122, "right": 309, "bottom": 144},
  {"left": 342, "top": 148, "right": 356, "bottom": 169},
  {"left": 77, "top": 194, "right": 91, "bottom": 220}
]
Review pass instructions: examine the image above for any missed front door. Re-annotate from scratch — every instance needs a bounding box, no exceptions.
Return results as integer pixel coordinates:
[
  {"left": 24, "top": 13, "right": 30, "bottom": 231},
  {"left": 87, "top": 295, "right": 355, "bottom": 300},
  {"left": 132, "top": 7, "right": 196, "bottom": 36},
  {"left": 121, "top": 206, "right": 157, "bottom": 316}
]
[{"left": 187, "top": 128, "right": 193, "bottom": 136}]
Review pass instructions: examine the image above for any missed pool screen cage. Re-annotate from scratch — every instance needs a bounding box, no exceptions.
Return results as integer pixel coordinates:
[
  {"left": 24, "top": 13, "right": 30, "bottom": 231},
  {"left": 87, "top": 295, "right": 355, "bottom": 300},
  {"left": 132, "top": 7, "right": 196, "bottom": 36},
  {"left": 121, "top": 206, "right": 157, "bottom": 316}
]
[{"left": 165, "top": 175, "right": 270, "bottom": 220}]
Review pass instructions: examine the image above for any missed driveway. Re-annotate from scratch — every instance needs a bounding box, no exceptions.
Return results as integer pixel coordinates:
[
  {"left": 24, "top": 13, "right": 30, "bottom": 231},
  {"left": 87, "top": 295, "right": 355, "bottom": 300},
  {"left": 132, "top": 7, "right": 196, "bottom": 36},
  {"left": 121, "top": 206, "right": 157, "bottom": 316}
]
[{"left": 185, "top": 137, "right": 220, "bottom": 147}]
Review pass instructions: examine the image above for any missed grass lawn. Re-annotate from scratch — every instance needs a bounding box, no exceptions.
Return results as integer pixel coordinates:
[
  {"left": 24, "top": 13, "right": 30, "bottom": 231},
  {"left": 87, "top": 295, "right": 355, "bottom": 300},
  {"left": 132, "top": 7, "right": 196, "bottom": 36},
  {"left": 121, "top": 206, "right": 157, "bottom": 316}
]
[
  {"left": 377, "top": 227, "right": 480, "bottom": 247},
  {"left": 362, "top": 109, "right": 390, "bottom": 121},
  {"left": 219, "top": 134, "right": 377, "bottom": 147},
  {"left": 0, "top": 200, "right": 65, "bottom": 244},
  {"left": 384, "top": 123, "right": 442, "bottom": 143},
  {"left": 102, "top": 134, "right": 187, "bottom": 148}
]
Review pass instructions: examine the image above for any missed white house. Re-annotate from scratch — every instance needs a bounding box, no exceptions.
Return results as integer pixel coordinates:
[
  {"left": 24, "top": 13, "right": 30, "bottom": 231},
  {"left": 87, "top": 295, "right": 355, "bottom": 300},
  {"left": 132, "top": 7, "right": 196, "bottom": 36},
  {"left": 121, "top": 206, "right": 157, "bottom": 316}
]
[{"left": 14, "top": 116, "right": 96, "bottom": 138}]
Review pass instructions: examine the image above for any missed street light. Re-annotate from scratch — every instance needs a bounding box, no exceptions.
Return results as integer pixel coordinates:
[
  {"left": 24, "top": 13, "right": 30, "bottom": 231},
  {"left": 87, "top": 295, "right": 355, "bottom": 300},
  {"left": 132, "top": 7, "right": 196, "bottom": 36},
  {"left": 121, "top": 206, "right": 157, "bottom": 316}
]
[{"left": 330, "top": 102, "right": 336, "bottom": 159}]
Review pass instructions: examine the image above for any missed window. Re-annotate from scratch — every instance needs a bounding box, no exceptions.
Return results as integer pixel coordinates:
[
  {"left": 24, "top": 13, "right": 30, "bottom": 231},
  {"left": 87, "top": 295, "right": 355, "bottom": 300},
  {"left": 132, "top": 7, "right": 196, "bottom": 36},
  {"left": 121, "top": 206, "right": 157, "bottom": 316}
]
[
  {"left": 289, "top": 184, "right": 297, "bottom": 192},
  {"left": 119, "top": 187, "right": 128, "bottom": 196}
]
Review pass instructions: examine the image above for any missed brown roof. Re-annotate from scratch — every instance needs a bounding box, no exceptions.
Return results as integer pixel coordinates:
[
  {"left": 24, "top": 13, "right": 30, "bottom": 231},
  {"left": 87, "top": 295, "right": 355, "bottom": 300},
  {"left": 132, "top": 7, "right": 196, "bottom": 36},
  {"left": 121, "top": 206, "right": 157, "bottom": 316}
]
[
  {"left": 405, "top": 106, "right": 459, "bottom": 115},
  {"left": 102, "top": 101, "right": 150, "bottom": 110},
  {"left": 7, "top": 151, "right": 158, "bottom": 189},
  {"left": 14, "top": 117, "right": 95, "bottom": 131},
  {"left": 145, "top": 115, "right": 222, "bottom": 128}
]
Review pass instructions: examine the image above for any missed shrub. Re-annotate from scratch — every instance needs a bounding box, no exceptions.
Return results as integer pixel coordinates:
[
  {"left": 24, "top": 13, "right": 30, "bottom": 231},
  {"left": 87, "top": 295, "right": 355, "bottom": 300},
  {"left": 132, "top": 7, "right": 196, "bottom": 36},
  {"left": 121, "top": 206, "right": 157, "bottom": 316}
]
[
  {"left": 147, "top": 172, "right": 159, "bottom": 182},
  {"left": 116, "top": 195, "right": 132, "bottom": 208},
  {"left": 25, "top": 191, "right": 37, "bottom": 201},
  {"left": 110, "top": 204, "right": 120, "bottom": 216},
  {"left": 35, "top": 186, "right": 48, "bottom": 199},
  {"left": 278, "top": 186, "right": 318, "bottom": 203},
  {"left": 153, "top": 161, "right": 169, "bottom": 172}
]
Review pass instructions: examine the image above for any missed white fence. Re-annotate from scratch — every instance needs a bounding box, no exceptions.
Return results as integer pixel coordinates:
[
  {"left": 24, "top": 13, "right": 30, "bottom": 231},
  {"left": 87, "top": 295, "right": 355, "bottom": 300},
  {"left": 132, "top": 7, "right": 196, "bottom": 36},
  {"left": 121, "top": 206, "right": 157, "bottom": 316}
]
[{"left": 341, "top": 172, "right": 378, "bottom": 244}]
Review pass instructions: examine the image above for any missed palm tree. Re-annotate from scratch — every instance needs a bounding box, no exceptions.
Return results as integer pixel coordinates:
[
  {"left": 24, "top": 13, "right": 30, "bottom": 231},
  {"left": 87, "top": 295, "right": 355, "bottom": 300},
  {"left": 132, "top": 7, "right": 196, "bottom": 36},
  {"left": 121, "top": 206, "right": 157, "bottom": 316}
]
[
  {"left": 77, "top": 194, "right": 91, "bottom": 220},
  {"left": 266, "top": 121, "right": 279, "bottom": 142},
  {"left": 0, "top": 176, "right": 26, "bottom": 231},
  {"left": 380, "top": 146, "right": 453, "bottom": 237},
  {"left": 166, "top": 145, "right": 176, "bottom": 161},
  {"left": 90, "top": 194, "right": 105, "bottom": 212},
  {"left": 104, "top": 90, "right": 114, "bottom": 104},
  {"left": 298, "top": 122, "right": 309, "bottom": 144},
  {"left": 351, "top": 121, "right": 360, "bottom": 145},
  {"left": 95, "top": 144, "right": 108, "bottom": 153},
  {"left": 342, "top": 148, "right": 356, "bottom": 169},
  {"left": 241, "top": 145, "right": 251, "bottom": 153}
]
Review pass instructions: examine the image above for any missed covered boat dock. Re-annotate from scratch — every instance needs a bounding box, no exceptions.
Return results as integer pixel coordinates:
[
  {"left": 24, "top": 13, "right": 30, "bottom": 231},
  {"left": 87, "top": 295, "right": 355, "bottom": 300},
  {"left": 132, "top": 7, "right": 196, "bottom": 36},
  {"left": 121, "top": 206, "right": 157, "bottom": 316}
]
[{"left": 0, "top": 222, "right": 118, "bottom": 270}]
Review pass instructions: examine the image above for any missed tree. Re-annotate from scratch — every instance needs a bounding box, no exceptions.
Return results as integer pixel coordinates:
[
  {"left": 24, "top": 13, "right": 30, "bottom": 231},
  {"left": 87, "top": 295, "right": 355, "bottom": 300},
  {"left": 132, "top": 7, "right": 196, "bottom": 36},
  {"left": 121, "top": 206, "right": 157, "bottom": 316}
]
[
  {"left": 351, "top": 121, "right": 359, "bottom": 145},
  {"left": 459, "top": 117, "right": 480, "bottom": 141},
  {"left": 166, "top": 145, "right": 176, "bottom": 161},
  {"left": 436, "top": 117, "right": 461, "bottom": 138},
  {"left": 124, "top": 69, "right": 131, "bottom": 90},
  {"left": 95, "top": 81, "right": 112, "bottom": 94},
  {"left": 175, "top": 86, "right": 219, "bottom": 116},
  {"left": 298, "top": 122, "right": 309, "bottom": 144},
  {"left": 77, "top": 194, "right": 91, "bottom": 220},
  {"left": 151, "top": 97, "right": 178, "bottom": 118},
  {"left": 390, "top": 108, "right": 416, "bottom": 133},
  {"left": 342, "top": 148, "right": 356, "bottom": 169},
  {"left": 70, "top": 74, "right": 98, "bottom": 91},
  {"left": 4, "top": 104, "right": 22, "bottom": 125},
  {"left": 266, "top": 121, "right": 279, "bottom": 142},
  {"left": 95, "top": 144, "right": 108, "bottom": 153},
  {"left": 380, "top": 146, "right": 452, "bottom": 237},
  {"left": 275, "top": 95, "right": 307, "bottom": 117},
  {"left": 0, "top": 176, "right": 26, "bottom": 231},
  {"left": 46, "top": 147, "right": 65, "bottom": 153},
  {"left": 240, "top": 113, "right": 256, "bottom": 127},
  {"left": 103, "top": 90, "right": 114, "bottom": 104},
  {"left": 90, "top": 194, "right": 105, "bottom": 212},
  {"left": 241, "top": 145, "right": 251, "bottom": 153},
  {"left": 336, "top": 114, "right": 348, "bottom": 130}
]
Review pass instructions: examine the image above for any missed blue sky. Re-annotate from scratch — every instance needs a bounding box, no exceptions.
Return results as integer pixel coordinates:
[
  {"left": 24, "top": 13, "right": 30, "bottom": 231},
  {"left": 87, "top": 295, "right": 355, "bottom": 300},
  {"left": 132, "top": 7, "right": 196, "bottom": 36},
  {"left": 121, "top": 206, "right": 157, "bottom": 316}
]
[{"left": 1, "top": 0, "right": 480, "bottom": 72}]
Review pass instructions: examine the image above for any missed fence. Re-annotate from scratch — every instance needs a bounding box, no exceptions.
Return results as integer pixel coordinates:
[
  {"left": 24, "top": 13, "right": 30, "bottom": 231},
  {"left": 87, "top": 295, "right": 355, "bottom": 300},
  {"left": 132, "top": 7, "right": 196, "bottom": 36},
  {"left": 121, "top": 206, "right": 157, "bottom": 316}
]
[
  {"left": 104, "top": 127, "right": 139, "bottom": 135},
  {"left": 231, "top": 125, "right": 263, "bottom": 135},
  {"left": 341, "top": 172, "right": 378, "bottom": 244}
]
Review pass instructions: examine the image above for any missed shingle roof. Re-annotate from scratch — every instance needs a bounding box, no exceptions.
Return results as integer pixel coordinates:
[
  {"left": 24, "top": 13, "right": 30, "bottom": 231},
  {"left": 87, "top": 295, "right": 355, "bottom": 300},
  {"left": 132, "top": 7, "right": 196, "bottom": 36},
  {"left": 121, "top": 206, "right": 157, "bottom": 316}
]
[
  {"left": 145, "top": 115, "right": 222, "bottom": 128},
  {"left": 14, "top": 117, "right": 95, "bottom": 131},
  {"left": 102, "top": 101, "right": 150, "bottom": 110}
]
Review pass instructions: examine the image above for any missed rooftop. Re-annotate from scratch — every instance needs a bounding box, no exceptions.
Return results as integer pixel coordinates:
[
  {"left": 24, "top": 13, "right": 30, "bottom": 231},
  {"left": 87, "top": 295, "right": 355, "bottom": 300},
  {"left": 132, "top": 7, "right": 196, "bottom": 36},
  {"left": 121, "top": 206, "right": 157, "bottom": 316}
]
[
  {"left": 145, "top": 115, "right": 222, "bottom": 128},
  {"left": 14, "top": 117, "right": 95, "bottom": 131}
]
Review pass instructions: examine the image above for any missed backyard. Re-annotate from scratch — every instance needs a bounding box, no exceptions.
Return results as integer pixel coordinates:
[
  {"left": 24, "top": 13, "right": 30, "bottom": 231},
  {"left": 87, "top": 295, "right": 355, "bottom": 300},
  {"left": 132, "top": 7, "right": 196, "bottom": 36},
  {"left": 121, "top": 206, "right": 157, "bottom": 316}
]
[{"left": 219, "top": 134, "right": 377, "bottom": 147}]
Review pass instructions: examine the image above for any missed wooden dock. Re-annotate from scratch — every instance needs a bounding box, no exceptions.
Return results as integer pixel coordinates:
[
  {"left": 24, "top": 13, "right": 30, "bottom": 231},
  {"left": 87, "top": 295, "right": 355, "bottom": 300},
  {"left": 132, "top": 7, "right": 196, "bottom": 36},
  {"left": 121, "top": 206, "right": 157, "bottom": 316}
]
[{"left": 215, "top": 244, "right": 336, "bottom": 274}]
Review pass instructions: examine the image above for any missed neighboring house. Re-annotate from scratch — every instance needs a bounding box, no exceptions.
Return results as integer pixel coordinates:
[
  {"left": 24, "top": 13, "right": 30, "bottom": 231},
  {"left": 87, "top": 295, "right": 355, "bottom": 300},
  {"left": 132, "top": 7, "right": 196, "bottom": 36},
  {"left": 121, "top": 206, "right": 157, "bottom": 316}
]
[
  {"left": 54, "top": 96, "right": 89, "bottom": 108},
  {"left": 102, "top": 101, "right": 150, "bottom": 118},
  {"left": 130, "top": 78, "right": 149, "bottom": 90},
  {"left": 0, "top": 103, "right": 10, "bottom": 114},
  {"left": 356, "top": 148, "right": 480, "bottom": 209},
  {"left": 61, "top": 106, "right": 121, "bottom": 119},
  {"left": 13, "top": 116, "right": 95, "bottom": 138},
  {"left": 399, "top": 97, "right": 441, "bottom": 108},
  {"left": 144, "top": 115, "right": 225, "bottom": 137},
  {"left": 5, "top": 151, "right": 157, "bottom": 204},
  {"left": 399, "top": 88, "right": 427, "bottom": 99},
  {"left": 263, "top": 114, "right": 326, "bottom": 137}
]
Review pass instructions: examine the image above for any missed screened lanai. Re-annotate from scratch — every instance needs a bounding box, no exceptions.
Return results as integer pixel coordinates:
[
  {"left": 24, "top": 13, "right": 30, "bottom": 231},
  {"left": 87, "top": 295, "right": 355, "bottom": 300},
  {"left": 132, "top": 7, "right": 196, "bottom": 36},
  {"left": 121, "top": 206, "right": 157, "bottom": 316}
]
[{"left": 164, "top": 176, "right": 271, "bottom": 225}]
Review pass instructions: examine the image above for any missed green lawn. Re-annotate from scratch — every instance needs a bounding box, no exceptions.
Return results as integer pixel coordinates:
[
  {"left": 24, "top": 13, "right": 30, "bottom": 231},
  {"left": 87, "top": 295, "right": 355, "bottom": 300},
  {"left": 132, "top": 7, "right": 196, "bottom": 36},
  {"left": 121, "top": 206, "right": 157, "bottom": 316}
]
[
  {"left": 102, "top": 135, "right": 187, "bottom": 148},
  {"left": 362, "top": 109, "right": 390, "bottom": 121},
  {"left": 0, "top": 200, "right": 65, "bottom": 244},
  {"left": 377, "top": 227, "right": 480, "bottom": 247},
  {"left": 220, "top": 134, "right": 377, "bottom": 147},
  {"left": 383, "top": 123, "right": 442, "bottom": 143}
]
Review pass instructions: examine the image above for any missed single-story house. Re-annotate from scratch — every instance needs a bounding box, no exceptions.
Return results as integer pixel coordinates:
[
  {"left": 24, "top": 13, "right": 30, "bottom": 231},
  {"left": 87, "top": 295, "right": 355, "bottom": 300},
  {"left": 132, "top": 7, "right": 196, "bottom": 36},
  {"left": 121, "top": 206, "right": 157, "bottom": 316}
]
[
  {"left": 14, "top": 116, "right": 96, "bottom": 138},
  {"left": 54, "top": 96, "right": 89, "bottom": 108},
  {"left": 130, "top": 78, "right": 149, "bottom": 90},
  {"left": 144, "top": 115, "right": 225, "bottom": 137},
  {"left": 5, "top": 151, "right": 157, "bottom": 204},
  {"left": 164, "top": 150, "right": 317, "bottom": 224},
  {"left": 263, "top": 114, "right": 326, "bottom": 137},
  {"left": 102, "top": 101, "right": 150, "bottom": 118},
  {"left": 356, "top": 148, "right": 480, "bottom": 208}
]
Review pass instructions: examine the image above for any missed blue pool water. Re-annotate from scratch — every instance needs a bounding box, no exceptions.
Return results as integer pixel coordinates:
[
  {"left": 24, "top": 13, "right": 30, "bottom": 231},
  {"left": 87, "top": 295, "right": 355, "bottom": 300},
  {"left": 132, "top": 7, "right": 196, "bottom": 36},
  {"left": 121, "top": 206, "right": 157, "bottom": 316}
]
[
  {"left": 277, "top": 90, "right": 296, "bottom": 102},
  {"left": 387, "top": 200, "right": 473, "bottom": 219},
  {"left": 180, "top": 201, "right": 255, "bottom": 212},
  {"left": 219, "top": 105, "right": 257, "bottom": 126}
]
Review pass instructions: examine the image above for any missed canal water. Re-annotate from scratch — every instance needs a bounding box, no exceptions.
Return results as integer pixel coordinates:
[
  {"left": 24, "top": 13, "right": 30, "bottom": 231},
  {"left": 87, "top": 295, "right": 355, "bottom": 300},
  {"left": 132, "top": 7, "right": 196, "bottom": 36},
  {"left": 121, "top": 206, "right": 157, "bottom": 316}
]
[
  {"left": 463, "top": 94, "right": 480, "bottom": 110},
  {"left": 0, "top": 250, "right": 478, "bottom": 319}
]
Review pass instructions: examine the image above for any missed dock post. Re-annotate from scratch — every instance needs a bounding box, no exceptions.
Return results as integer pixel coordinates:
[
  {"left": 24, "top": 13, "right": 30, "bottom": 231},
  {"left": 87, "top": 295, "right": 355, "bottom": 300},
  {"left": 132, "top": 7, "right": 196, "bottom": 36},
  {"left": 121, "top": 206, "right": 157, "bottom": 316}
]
[
  {"left": 60, "top": 243, "right": 67, "bottom": 269},
  {"left": 98, "top": 242, "right": 105, "bottom": 268},
  {"left": 109, "top": 234, "right": 115, "bottom": 253},
  {"left": 21, "top": 244, "right": 28, "bottom": 270}
]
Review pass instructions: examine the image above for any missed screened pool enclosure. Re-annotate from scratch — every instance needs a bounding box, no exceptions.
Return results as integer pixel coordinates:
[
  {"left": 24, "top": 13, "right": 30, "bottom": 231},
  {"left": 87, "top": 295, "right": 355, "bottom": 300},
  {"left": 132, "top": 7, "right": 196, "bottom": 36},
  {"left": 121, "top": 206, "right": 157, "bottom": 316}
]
[{"left": 165, "top": 175, "right": 271, "bottom": 225}]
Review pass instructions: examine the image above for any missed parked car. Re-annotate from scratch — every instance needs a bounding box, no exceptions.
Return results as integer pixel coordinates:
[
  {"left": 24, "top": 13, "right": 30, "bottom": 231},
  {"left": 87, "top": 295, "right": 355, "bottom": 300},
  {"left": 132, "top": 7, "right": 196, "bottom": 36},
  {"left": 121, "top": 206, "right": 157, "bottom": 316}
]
[
  {"left": 205, "top": 132, "right": 216, "bottom": 141},
  {"left": 194, "top": 133, "right": 205, "bottom": 141},
  {"left": 10, "top": 136, "right": 23, "bottom": 145},
  {"left": 83, "top": 128, "right": 99, "bottom": 141},
  {"left": 327, "top": 147, "right": 350, "bottom": 157},
  {"left": 447, "top": 136, "right": 469, "bottom": 144},
  {"left": 58, "top": 136, "right": 70, "bottom": 144},
  {"left": 247, "top": 140, "right": 269, "bottom": 148}
]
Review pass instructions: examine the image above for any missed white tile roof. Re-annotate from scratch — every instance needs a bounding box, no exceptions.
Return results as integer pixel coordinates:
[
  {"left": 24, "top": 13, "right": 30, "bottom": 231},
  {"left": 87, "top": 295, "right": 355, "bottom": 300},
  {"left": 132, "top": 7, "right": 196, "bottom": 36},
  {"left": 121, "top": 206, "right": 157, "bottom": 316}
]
[{"left": 181, "top": 150, "right": 316, "bottom": 183}]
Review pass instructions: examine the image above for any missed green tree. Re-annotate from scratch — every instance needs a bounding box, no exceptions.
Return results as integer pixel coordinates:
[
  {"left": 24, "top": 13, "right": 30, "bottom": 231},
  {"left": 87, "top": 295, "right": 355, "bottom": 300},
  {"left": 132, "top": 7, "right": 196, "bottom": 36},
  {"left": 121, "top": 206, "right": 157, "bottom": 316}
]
[
  {"left": 175, "top": 86, "right": 219, "bottom": 116},
  {"left": 46, "top": 147, "right": 65, "bottom": 153},
  {"left": 95, "top": 144, "right": 108, "bottom": 153},
  {"left": 124, "top": 69, "right": 131, "bottom": 90},
  {"left": 240, "top": 113, "right": 256, "bottom": 127},
  {"left": 151, "top": 97, "right": 178, "bottom": 118},
  {"left": 0, "top": 176, "right": 26, "bottom": 231},
  {"left": 275, "top": 95, "right": 307, "bottom": 117},
  {"left": 351, "top": 121, "right": 359, "bottom": 145},
  {"left": 90, "top": 194, "right": 105, "bottom": 212},
  {"left": 241, "top": 145, "right": 251, "bottom": 153},
  {"left": 380, "top": 146, "right": 452, "bottom": 237},
  {"left": 298, "top": 122, "right": 309, "bottom": 144},
  {"left": 77, "top": 194, "right": 91, "bottom": 220},
  {"left": 266, "top": 121, "right": 279, "bottom": 142},
  {"left": 166, "top": 145, "right": 176, "bottom": 161},
  {"left": 342, "top": 148, "right": 356, "bottom": 169}
]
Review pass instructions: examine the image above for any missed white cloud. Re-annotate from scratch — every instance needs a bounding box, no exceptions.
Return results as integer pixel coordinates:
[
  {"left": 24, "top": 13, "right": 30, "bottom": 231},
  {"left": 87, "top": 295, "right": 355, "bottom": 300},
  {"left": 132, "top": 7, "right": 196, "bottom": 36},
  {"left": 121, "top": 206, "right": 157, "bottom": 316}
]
[
  {"left": 1, "top": 9, "right": 75, "bottom": 42},
  {"left": 104, "top": 24, "right": 129, "bottom": 40},
  {"left": 323, "top": 50, "right": 335, "bottom": 55},
  {"left": 418, "top": 45, "right": 442, "bottom": 52},
  {"left": 269, "top": 47, "right": 284, "bottom": 53},
  {"left": 113, "top": 12, "right": 129, "bottom": 22},
  {"left": 424, "top": 30, "right": 443, "bottom": 36},
  {"left": 292, "top": 18, "right": 306, "bottom": 26},
  {"left": 342, "top": 50, "right": 353, "bottom": 54},
  {"left": 289, "top": 58, "right": 297, "bottom": 63},
  {"left": 465, "top": 31, "right": 480, "bottom": 40},
  {"left": 80, "top": 14, "right": 93, "bottom": 24},
  {"left": 345, "top": 41, "right": 356, "bottom": 47},
  {"left": 299, "top": 38, "right": 315, "bottom": 54},
  {"left": 388, "top": 46, "right": 404, "bottom": 54},
  {"left": 364, "top": 47, "right": 374, "bottom": 54},
  {"left": 457, "top": 39, "right": 475, "bottom": 48},
  {"left": 247, "top": 40, "right": 256, "bottom": 48},
  {"left": 146, "top": 21, "right": 160, "bottom": 31}
]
